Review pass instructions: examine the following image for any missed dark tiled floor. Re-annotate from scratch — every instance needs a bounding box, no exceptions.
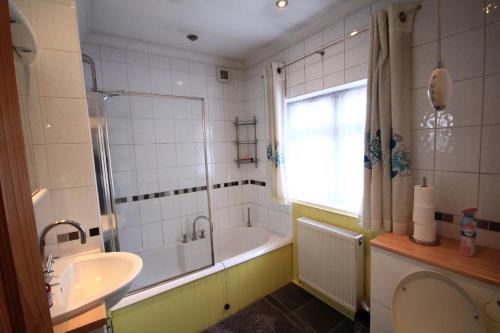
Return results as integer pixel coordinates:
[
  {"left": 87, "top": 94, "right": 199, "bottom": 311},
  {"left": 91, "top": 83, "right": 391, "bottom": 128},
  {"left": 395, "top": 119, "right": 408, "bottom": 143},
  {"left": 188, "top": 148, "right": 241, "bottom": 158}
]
[{"left": 203, "top": 283, "right": 369, "bottom": 333}]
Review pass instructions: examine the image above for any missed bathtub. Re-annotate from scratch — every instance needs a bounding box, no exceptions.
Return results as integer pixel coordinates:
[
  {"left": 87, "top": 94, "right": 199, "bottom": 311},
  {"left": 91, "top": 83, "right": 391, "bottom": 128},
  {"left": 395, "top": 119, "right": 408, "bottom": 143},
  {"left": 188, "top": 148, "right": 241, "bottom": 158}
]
[{"left": 112, "top": 226, "right": 291, "bottom": 311}]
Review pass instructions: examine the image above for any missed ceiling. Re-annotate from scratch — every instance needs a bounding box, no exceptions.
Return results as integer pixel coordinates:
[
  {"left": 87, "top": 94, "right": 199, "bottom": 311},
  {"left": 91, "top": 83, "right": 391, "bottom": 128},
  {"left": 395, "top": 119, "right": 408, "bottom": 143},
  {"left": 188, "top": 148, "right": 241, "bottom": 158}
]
[{"left": 77, "top": 0, "right": 367, "bottom": 66}]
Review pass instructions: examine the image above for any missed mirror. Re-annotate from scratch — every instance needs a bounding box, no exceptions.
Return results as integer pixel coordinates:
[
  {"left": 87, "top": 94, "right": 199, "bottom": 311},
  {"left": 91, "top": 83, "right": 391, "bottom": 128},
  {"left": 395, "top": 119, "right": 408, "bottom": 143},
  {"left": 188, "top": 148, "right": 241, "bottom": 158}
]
[{"left": 10, "top": 1, "right": 40, "bottom": 194}]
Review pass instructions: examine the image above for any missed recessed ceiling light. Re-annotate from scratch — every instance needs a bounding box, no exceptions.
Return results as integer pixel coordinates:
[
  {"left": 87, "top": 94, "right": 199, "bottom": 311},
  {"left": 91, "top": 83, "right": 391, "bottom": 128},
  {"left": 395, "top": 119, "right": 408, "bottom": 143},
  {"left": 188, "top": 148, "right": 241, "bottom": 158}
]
[
  {"left": 187, "top": 34, "right": 198, "bottom": 41},
  {"left": 276, "top": 0, "right": 288, "bottom": 8}
]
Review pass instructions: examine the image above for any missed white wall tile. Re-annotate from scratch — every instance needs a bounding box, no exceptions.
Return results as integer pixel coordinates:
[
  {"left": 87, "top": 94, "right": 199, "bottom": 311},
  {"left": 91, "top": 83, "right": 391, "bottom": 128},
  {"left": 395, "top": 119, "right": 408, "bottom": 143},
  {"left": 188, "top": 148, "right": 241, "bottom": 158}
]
[
  {"left": 171, "top": 71, "right": 190, "bottom": 96},
  {"left": 178, "top": 165, "right": 196, "bottom": 188},
  {"left": 412, "top": 129, "right": 435, "bottom": 170},
  {"left": 130, "top": 96, "right": 153, "bottom": 118},
  {"left": 411, "top": 88, "right": 435, "bottom": 129},
  {"left": 110, "top": 144, "right": 135, "bottom": 172},
  {"left": 170, "top": 58, "right": 189, "bottom": 72},
  {"left": 180, "top": 193, "right": 198, "bottom": 216},
  {"left": 141, "top": 222, "right": 163, "bottom": 248},
  {"left": 305, "top": 32, "right": 323, "bottom": 52},
  {"left": 189, "top": 74, "right": 207, "bottom": 97},
  {"left": 305, "top": 60, "right": 323, "bottom": 82},
  {"left": 435, "top": 171, "right": 479, "bottom": 215},
  {"left": 137, "top": 169, "right": 159, "bottom": 195},
  {"left": 134, "top": 144, "right": 157, "bottom": 170},
  {"left": 46, "top": 144, "right": 94, "bottom": 189},
  {"left": 113, "top": 171, "right": 137, "bottom": 197},
  {"left": 412, "top": 0, "right": 436, "bottom": 46},
  {"left": 119, "top": 226, "right": 142, "bottom": 252},
  {"left": 323, "top": 71, "right": 344, "bottom": 89},
  {"left": 411, "top": 42, "right": 436, "bottom": 89},
  {"left": 345, "top": 63, "right": 367, "bottom": 82},
  {"left": 139, "top": 198, "right": 161, "bottom": 224},
  {"left": 126, "top": 50, "right": 149, "bottom": 66},
  {"left": 36, "top": 0, "right": 79, "bottom": 52},
  {"left": 155, "top": 119, "right": 175, "bottom": 143},
  {"left": 104, "top": 95, "right": 130, "bottom": 118},
  {"left": 345, "top": 44, "right": 369, "bottom": 69},
  {"left": 148, "top": 54, "right": 170, "bottom": 69},
  {"left": 438, "top": 78, "right": 483, "bottom": 127},
  {"left": 176, "top": 143, "right": 195, "bottom": 165},
  {"left": 435, "top": 126, "right": 481, "bottom": 172},
  {"left": 101, "top": 61, "right": 128, "bottom": 90},
  {"left": 189, "top": 62, "right": 207, "bottom": 75},
  {"left": 157, "top": 144, "right": 177, "bottom": 168},
  {"left": 160, "top": 195, "right": 180, "bottom": 219},
  {"left": 107, "top": 118, "right": 133, "bottom": 145},
  {"left": 322, "top": 21, "right": 344, "bottom": 44},
  {"left": 127, "top": 64, "right": 151, "bottom": 92},
  {"left": 51, "top": 186, "right": 99, "bottom": 228},
  {"left": 37, "top": 49, "right": 84, "bottom": 98},
  {"left": 443, "top": 27, "right": 484, "bottom": 81},
  {"left": 115, "top": 202, "right": 140, "bottom": 229},
  {"left": 483, "top": 73, "right": 500, "bottom": 124},
  {"left": 158, "top": 167, "right": 178, "bottom": 190},
  {"left": 163, "top": 218, "right": 181, "bottom": 243},
  {"left": 132, "top": 118, "right": 155, "bottom": 144},
  {"left": 486, "top": 22, "right": 500, "bottom": 75},
  {"left": 40, "top": 97, "right": 89, "bottom": 144},
  {"left": 100, "top": 46, "right": 126, "bottom": 62},
  {"left": 81, "top": 43, "right": 100, "bottom": 60},
  {"left": 478, "top": 174, "right": 500, "bottom": 221},
  {"left": 442, "top": 0, "right": 484, "bottom": 37},
  {"left": 345, "top": 7, "right": 370, "bottom": 33},
  {"left": 150, "top": 68, "right": 172, "bottom": 95},
  {"left": 480, "top": 125, "right": 500, "bottom": 174}
]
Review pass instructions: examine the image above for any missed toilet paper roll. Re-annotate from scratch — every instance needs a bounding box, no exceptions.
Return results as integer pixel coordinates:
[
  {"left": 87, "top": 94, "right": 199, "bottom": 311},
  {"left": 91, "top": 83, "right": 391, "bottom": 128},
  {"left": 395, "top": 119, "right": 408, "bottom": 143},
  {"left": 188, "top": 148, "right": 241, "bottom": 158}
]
[
  {"left": 413, "top": 222, "right": 437, "bottom": 242},
  {"left": 413, "top": 204, "right": 436, "bottom": 224},
  {"left": 414, "top": 185, "right": 435, "bottom": 206}
]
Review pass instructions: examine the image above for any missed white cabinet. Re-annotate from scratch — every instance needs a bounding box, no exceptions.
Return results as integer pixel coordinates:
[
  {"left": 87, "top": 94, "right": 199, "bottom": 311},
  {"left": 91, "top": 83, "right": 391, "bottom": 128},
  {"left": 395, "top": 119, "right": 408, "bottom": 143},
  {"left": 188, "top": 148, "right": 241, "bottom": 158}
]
[{"left": 370, "top": 246, "right": 500, "bottom": 333}]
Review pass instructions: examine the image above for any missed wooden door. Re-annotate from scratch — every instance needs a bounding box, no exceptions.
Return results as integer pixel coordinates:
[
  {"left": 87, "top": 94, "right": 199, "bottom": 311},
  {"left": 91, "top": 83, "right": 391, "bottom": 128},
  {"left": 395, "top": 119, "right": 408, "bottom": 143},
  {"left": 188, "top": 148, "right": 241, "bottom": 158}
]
[{"left": 0, "top": 0, "right": 53, "bottom": 331}]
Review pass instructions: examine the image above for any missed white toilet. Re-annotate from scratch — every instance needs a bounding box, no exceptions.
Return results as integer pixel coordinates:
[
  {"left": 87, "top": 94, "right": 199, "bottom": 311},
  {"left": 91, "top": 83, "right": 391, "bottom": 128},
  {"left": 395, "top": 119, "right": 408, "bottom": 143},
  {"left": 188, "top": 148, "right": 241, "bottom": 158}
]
[{"left": 392, "top": 271, "right": 486, "bottom": 333}]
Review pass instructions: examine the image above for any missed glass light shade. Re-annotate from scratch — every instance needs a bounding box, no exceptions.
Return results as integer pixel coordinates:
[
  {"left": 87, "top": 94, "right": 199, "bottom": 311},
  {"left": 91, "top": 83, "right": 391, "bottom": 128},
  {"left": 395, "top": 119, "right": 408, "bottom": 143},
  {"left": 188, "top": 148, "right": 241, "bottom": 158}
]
[{"left": 427, "top": 65, "right": 452, "bottom": 110}]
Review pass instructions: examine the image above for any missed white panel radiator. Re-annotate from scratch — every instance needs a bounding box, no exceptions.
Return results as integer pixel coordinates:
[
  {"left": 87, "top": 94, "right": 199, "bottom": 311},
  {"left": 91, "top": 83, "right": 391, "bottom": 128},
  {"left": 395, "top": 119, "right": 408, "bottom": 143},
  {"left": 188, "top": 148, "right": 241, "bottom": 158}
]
[{"left": 297, "top": 217, "right": 364, "bottom": 313}]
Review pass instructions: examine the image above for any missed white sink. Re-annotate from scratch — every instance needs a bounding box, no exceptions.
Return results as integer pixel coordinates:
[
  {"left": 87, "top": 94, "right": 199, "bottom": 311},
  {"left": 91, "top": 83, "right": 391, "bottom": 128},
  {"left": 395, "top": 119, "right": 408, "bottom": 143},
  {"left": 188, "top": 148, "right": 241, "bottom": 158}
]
[{"left": 50, "top": 252, "right": 142, "bottom": 324}]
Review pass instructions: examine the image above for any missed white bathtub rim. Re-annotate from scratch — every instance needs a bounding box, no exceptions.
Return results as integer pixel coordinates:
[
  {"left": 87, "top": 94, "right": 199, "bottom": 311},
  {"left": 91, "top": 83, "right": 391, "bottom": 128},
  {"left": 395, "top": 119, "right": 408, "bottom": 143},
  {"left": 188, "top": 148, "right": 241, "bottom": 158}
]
[
  {"left": 111, "top": 233, "right": 292, "bottom": 312},
  {"left": 221, "top": 234, "right": 291, "bottom": 269}
]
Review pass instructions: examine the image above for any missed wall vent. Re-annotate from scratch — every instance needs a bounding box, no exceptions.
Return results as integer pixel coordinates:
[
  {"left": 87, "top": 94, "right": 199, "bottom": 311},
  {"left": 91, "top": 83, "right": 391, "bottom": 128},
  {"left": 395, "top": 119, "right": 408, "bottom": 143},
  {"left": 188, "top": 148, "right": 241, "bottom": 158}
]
[{"left": 217, "top": 66, "right": 230, "bottom": 83}]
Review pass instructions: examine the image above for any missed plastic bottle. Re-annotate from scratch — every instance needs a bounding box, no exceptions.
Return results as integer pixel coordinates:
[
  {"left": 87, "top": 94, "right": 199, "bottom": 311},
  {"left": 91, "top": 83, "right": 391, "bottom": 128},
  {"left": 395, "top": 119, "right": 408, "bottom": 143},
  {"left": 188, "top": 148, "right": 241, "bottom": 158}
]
[{"left": 459, "top": 208, "right": 477, "bottom": 257}]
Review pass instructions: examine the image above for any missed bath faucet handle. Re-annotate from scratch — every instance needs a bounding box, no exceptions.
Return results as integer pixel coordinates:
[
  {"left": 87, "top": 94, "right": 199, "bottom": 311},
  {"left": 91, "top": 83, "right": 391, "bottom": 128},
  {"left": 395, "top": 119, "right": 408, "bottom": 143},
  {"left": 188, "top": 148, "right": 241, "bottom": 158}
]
[
  {"left": 200, "top": 229, "right": 205, "bottom": 239},
  {"left": 182, "top": 233, "right": 188, "bottom": 243}
]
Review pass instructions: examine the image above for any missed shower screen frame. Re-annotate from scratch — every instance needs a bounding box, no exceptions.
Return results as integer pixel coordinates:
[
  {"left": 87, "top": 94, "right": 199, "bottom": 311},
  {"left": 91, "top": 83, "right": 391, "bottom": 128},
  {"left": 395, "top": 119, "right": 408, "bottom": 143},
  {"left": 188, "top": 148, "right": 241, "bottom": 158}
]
[{"left": 83, "top": 56, "right": 215, "bottom": 288}]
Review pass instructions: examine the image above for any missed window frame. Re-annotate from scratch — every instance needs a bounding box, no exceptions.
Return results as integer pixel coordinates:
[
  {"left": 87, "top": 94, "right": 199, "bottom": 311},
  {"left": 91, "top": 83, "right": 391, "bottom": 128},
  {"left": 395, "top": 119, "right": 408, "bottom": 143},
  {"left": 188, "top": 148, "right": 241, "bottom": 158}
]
[{"left": 284, "top": 79, "right": 367, "bottom": 217}]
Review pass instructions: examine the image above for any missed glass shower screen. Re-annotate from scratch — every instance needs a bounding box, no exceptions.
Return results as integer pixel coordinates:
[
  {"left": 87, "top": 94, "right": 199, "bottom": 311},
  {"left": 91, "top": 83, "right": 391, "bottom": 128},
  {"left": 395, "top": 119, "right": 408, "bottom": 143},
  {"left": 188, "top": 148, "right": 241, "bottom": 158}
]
[{"left": 90, "top": 90, "right": 213, "bottom": 292}]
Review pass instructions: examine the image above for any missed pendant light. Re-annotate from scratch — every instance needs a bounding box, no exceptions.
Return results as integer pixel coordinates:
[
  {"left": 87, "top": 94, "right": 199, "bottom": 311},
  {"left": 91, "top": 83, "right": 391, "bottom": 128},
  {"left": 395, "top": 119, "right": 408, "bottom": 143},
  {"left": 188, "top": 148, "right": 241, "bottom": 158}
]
[{"left": 427, "top": 0, "right": 452, "bottom": 110}]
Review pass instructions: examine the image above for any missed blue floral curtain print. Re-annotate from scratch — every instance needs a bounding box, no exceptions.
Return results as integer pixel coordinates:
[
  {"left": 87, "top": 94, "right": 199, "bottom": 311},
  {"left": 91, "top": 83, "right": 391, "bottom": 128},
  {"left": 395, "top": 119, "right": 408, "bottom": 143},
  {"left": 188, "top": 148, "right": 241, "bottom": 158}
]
[
  {"left": 267, "top": 142, "right": 284, "bottom": 168},
  {"left": 264, "top": 63, "right": 289, "bottom": 205},
  {"left": 361, "top": 4, "right": 418, "bottom": 234}
]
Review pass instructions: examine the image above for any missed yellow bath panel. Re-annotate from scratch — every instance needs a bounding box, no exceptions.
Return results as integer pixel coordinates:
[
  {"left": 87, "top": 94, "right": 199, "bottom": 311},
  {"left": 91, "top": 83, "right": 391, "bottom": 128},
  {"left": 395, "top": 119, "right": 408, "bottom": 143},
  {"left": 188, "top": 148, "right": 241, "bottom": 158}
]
[{"left": 111, "top": 244, "right": 292, "bottom": 333}]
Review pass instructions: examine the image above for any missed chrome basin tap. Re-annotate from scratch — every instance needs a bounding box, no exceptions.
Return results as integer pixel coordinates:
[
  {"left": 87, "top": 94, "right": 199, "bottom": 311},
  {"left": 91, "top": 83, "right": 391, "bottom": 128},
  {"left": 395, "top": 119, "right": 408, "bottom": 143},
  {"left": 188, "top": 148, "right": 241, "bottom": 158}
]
[
  {"left": 192, "top": 215, "right": 208, "bottom": 240},
  {"left": 39, "top": 220, "right": 87, "bottom": 260}
]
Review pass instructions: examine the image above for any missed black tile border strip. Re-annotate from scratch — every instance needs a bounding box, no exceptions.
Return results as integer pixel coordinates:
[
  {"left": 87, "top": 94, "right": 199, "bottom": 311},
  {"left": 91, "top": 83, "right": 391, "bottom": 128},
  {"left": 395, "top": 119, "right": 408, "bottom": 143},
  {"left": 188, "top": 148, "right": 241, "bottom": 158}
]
[
  {"left": 56, "top": 227, "right": 100, "bottom": 244},
  {"left": 114, "top": 179, "right": 266, "bottom": 205},
  {"left": 435, "top": 211, "right": 500, "bottom": 233}
]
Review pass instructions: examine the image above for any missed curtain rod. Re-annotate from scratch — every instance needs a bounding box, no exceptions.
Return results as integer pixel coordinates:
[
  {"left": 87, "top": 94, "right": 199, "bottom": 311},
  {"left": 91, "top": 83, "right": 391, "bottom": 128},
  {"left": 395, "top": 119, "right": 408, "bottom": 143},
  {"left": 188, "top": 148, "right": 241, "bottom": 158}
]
[{"left": 277, "top": 4, "right": 422, "bottom": 74}]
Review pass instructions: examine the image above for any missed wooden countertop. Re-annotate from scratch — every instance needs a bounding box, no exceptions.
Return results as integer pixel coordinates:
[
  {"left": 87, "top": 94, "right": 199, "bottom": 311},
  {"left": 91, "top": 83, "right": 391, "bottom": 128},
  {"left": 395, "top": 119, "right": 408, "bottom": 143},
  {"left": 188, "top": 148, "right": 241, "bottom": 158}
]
[
  {"left": 371, "top": 233, "right": 500, "bottom": 287},
  {"left": 53, "top": 304, "right": 107, "bottom": 333}
]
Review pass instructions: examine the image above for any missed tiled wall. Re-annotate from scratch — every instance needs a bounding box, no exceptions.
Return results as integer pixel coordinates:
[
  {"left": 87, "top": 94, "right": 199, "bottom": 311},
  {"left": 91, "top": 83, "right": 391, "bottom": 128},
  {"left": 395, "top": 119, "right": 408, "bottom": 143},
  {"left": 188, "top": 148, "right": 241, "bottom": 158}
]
[
  {"left": 13, "top": 0, "right": 102, "bottom": 257},
  {"left": 81, "top": 44, "right": 275, "bottom": 252},
  {"left": 242, "top": 0, "right": 500, "bottom": 248}
]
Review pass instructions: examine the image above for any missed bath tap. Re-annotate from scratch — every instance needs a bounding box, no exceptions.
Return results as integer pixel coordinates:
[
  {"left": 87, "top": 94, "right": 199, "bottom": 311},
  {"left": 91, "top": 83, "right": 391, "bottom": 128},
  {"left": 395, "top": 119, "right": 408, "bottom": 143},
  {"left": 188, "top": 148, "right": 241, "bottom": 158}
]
[
  {"left": 39, "top": 220, "right": 86, "bottom": 260},
  {"left": 192, "top": 216, "right": 209, "bottom": 240}
]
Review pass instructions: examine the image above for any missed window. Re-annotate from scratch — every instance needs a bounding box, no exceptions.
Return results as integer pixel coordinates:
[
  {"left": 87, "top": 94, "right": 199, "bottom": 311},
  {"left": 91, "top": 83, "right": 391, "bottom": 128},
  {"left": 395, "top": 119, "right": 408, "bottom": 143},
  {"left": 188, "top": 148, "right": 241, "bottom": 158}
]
[{"left": 284, "top": 80, "right": 367, "bottom": 215}]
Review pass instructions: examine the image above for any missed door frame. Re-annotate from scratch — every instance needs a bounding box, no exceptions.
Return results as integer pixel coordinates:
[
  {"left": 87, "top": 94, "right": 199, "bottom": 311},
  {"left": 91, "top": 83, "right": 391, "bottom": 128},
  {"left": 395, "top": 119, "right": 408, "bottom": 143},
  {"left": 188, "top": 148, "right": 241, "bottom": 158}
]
[{"left": 0, "top": 0, "right": 52, "bottom": 331}]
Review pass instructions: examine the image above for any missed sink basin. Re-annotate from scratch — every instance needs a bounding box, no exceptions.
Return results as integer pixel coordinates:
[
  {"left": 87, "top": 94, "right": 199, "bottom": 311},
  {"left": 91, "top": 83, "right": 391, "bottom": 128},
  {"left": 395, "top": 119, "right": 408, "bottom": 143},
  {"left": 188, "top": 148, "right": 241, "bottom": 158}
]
[{"left": 50, "top": 252, "right": 142, "bottom": 324}]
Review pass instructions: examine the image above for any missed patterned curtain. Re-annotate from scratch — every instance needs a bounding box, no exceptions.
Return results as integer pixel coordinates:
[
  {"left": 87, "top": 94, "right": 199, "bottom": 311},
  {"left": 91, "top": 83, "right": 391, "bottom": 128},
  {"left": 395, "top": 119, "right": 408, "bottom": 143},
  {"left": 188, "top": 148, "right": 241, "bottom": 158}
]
[
  {"left": 362, "top": 4, "right": 417, "bottom": 233},
  {"left": 264, "top": 62, "right": 289, "bottom": 205}
]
